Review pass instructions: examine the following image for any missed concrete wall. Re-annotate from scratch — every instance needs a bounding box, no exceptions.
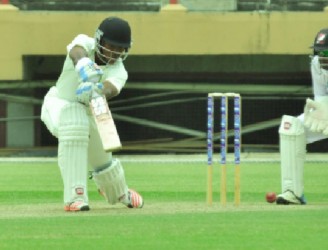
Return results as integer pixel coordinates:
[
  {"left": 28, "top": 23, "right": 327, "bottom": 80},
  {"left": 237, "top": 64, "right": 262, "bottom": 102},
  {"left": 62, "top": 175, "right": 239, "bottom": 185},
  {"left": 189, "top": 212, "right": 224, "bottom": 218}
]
[
  {"left": 6, "top": 102, "right": 34, "bottom": 147},
  {"left": 2, "top": 3, "right": 328, "bottom": 151},
  {"left": 1, "top": 4, "right": 328, "bottom": 80}
]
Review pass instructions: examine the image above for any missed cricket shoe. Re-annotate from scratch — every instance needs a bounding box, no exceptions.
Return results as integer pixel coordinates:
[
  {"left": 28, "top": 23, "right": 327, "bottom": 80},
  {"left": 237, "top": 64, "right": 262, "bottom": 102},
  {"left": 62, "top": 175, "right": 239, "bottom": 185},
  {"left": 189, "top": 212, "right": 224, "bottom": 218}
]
[
  {"left": 98, "top": 189, "right": 144, "bottom": 208},
  {"left": 276, "top": 190, "right": 306, "bottom": 205},
  {"left": 64, "top": 200, "right": 90, "bottom": 212},
  {"left": 124, "top": 189, "right": 144, "bottom": 208}
]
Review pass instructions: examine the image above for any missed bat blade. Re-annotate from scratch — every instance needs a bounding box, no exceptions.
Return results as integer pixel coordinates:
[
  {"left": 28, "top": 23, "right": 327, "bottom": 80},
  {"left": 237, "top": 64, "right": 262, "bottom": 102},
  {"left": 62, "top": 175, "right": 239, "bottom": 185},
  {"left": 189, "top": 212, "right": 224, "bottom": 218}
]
[{"left": 90, "top": 94, "right": 122, "bottom": 152}]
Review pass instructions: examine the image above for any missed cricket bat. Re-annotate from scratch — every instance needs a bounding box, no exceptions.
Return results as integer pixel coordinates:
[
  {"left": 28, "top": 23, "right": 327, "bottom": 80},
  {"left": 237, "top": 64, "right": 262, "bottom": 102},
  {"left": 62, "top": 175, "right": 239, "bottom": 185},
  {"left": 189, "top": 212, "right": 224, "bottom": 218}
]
[{"left": 90, "top": 92, "right": 122, "bottom": 152}]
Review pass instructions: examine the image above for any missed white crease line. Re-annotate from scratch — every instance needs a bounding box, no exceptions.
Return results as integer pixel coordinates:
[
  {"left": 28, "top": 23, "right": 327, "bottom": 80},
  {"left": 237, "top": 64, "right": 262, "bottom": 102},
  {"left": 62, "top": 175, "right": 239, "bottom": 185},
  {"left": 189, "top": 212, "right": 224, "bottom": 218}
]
[{"left": 0, "top": 153, "right": 327, "bottom": 163}]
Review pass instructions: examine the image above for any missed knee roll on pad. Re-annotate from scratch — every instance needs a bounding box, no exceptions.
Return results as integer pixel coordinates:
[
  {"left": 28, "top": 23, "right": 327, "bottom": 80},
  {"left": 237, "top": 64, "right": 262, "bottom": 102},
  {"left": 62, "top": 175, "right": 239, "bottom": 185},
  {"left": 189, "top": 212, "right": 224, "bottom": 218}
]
[
  {"left": 279, "top": 115, "right": 305, "bottom": 137},
  {"left": 92, "top": 159, "right": 128, "bottom": 205},
  {"left": 58, "top": 103, "right": 89, "bottom": 143}
]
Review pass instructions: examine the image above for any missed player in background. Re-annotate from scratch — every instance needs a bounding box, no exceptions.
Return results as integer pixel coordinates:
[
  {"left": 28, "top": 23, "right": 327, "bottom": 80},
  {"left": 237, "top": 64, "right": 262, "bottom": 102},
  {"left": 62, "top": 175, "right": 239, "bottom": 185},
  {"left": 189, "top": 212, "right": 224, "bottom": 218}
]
[
  {"left": 277, "top": 28, "right": 328, "bottom": 205},
  {"left": 41, "top": 17, "right": 143, "bottom": 211}
]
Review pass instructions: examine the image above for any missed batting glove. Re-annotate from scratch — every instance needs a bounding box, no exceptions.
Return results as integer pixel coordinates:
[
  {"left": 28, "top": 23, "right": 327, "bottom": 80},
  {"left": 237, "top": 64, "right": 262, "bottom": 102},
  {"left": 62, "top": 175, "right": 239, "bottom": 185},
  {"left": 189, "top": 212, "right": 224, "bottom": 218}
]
[
  {"left": 75, "top": 57, "right": 103, "bottom": 83},
  {"left": 304, "top": 97, "right": 328, "bottom": 135},
  {"left": 76, "top": 81, "right": 104, "bottom": 105}
]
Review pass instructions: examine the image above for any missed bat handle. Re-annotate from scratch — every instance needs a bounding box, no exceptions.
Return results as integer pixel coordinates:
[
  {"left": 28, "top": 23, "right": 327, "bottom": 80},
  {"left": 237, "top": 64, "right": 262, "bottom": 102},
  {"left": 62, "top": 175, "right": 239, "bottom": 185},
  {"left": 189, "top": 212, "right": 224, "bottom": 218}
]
[{"left": 91, "top": 89, "right": 101, "bottom": 98}]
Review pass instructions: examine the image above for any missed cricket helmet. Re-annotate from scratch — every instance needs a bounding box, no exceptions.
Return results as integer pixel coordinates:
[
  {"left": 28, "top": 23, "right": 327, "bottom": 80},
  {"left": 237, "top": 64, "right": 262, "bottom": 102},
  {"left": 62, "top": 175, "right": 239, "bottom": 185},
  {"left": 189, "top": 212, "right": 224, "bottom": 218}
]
[
  {"left": 311, "top": 28, "right": 328, "bottom": 54},
  {"left": 310, "top": 28, "right": 328, "bottom": 71},
  {"left": 95, "top": 17, "right": 131, "bottom": 64},
  {"left": 96, "top": 17, "right": 131, "bottom": 49}
]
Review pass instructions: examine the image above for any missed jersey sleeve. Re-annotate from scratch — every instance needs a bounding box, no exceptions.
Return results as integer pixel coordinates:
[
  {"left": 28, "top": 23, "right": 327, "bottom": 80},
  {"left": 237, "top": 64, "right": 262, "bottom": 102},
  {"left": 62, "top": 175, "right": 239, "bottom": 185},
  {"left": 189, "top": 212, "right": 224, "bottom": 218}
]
[
  {"left": 311, "top": 56, "right": 328, "bottom": 100},
  {"left": 104, "top": 60, "right": 128, "bottom": 94},
  {"left": 66, "top": 34, "right": 95, "bottom": 55}
]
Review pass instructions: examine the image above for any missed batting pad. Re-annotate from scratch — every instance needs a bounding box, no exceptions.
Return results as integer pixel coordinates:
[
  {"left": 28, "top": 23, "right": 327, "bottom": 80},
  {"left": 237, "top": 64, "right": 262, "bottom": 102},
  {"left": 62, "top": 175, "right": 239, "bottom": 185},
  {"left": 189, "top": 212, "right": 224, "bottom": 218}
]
[
  {"left": 92, "top": 159, "right": 129, "bottom": 205},
  {"left": 58, "top": 103, "right": 89, "bottom": 204},
  {"left": 279, "top": 115, "right": 306, "bottom": 197}
]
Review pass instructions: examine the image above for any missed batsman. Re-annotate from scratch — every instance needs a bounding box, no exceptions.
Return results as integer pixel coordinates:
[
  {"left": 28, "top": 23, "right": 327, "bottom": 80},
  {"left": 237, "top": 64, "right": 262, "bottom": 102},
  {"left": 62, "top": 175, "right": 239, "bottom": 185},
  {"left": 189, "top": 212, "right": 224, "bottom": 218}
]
[
  {"left": 277, "top": 28, "right": 328, "bottom": 205},
  {"left": 41, "top": 17, "right": 143, "bottom": 211}
]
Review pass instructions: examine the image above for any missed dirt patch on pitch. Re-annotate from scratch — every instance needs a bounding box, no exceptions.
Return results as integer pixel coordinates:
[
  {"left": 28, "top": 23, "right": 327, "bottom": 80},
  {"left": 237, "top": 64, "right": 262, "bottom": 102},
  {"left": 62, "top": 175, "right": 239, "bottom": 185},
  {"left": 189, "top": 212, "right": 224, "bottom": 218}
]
[{"left": 0, "top": 201, "right": 328, "bottom": 219}]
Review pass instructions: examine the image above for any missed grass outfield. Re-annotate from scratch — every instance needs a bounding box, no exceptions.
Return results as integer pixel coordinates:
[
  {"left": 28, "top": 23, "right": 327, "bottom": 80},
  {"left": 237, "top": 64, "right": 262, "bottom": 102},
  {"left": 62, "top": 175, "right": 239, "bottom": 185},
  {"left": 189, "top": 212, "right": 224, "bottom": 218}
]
[{"left": 0, "top": 155, "right": 328, "bottom": 249}]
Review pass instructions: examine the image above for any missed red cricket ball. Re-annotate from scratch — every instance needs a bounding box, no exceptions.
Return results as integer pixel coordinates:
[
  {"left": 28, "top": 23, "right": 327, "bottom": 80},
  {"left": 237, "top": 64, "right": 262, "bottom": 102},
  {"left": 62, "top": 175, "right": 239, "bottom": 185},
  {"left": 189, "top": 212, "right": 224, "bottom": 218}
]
[{"left": 266, "top": 192, "right": 277, "bottom": 203}]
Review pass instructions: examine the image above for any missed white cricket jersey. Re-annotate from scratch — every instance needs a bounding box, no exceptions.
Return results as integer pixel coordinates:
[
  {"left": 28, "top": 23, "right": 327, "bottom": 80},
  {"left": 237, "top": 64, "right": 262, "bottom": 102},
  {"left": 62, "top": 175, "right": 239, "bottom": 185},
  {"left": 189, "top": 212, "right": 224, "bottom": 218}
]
[
  {"left": 298, "top": 55, "right": 328, "bottom": 143},
  {"left": 311, "top": 55, "right": 328, "bottom": 100},
  {"left": 56, "top": 34, "right": 128, "bottom": 101}
]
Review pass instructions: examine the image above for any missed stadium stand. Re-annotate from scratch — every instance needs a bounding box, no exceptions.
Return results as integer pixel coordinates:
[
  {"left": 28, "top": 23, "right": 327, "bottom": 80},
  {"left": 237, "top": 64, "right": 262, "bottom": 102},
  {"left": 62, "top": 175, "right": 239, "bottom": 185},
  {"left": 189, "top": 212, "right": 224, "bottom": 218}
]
[
  {"left": 238, "top": 0, "right": 328, "bottom": 11},
  {"left": 9, "top": 0, "right": 162, "bottom": 11}
]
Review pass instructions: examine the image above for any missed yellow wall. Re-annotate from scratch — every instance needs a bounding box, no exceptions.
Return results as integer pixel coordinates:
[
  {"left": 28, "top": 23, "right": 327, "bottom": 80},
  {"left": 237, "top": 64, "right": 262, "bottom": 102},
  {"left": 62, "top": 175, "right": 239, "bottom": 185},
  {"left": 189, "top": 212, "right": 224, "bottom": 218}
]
[{"left": 1, "top": 5, "right": 328, "bottom": 80}]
